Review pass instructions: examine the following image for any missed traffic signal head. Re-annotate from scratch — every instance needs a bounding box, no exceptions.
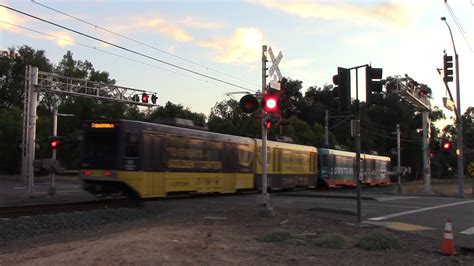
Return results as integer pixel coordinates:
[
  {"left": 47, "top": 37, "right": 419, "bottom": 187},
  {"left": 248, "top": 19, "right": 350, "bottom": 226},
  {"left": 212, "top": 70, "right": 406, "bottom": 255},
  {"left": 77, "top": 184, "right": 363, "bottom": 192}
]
[
  {"left": 263, "top": 90, "right": 281, "bottom": 114},
  {"left": 151, "top": 94, "right": 158, "bottom": 104},
  {"left": 443, "top": 54, "right": 453, "bottom": 83},
  {"left": 366, "top": 66, "right": 383, "bottom": 106},
  {"left": 239, "top": 94, "right": 259, "bottom": 114},
  {"left": 332, "top": 67, "right": 351, "bottom": 112},
  {"left": 142, "top": 93, "right": 149, "bottom": 103}
]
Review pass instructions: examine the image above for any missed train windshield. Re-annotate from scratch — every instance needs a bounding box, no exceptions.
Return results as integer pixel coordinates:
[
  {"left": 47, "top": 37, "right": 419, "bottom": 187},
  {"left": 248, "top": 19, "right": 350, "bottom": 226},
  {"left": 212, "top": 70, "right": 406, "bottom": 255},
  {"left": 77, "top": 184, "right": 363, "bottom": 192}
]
[{"left": 81, "top": 130, "right": 118, "bottom": 169}]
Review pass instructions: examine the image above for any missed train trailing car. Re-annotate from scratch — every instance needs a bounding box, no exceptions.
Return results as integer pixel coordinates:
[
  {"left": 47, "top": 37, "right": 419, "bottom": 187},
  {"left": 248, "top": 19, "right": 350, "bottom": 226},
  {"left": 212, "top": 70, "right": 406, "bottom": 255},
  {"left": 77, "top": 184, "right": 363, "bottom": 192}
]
[
  {"left": 80, "top": 120, "right": 318, "bottom": 198},
  {"left": 318, "top": 148, "right": 391, "bottom": 187}
]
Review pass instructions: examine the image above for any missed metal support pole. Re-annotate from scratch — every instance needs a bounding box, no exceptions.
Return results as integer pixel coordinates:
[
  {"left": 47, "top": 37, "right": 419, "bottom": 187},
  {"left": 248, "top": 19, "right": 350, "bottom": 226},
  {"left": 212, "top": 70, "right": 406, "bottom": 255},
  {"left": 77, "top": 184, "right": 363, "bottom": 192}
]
[
  {"left": 48, "top": 101, "right": 58, "bottom": 196},
  {"left": 27, "top": 66, "right": 38, "bottom": 196},
  {"left": 441, "top": 17, "right": 464, "bottom": 197},
  {"left": 354, "top": 68, "right": 362, "bottom": 225},
  {"left": 324, "top": 110, "right": 329, "bottom": 146},
  {"left": 454, "top": 53, "right": 464, "bottom": 197},
  {"left": 257, "top": 45, "right": 274, "bottom": 216},
  {"left": 422, "top": 111, "right": 431, "bottom": 193},
  {"left": 396, "top": 124, "right": 402, "bottom": 193}
]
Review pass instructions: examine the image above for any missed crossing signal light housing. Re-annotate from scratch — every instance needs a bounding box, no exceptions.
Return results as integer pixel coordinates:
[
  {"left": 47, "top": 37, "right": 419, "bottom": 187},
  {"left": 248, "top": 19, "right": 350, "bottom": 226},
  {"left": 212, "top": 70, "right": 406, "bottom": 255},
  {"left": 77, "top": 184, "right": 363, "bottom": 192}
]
[
  {"left": 366, "top": 66, "right": 383, "bottom": 106},
  {"left": 443, "top": 54, "right": 453, "bottom": 83},
  {"left": 239, "top": 94, "right": 259, "bottom": 114},
  {"left": 142, "top": 93, "right": 149, "bottom": 103},
  {"left": 151, "top": 94, "right": 158, "bottom": 104},
  {"left": 132, "top": 95, "right": 140, "bottom": 102},
  {"left": 332, "top": 67, "right": 351, "bottom": 112},
  {"left": 263, "top": 114, "right": 281, "bottom": 129},
  {"left": 263, "top": 89, "right": 281, "bottom": 114}
]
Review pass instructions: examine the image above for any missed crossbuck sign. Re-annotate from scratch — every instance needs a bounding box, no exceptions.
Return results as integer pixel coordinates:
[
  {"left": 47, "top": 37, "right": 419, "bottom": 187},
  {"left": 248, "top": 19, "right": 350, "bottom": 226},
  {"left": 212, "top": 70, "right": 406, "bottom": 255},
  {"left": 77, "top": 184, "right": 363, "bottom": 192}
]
[{"left": 268, "top": 47, "right": 283, "bottom": 82}]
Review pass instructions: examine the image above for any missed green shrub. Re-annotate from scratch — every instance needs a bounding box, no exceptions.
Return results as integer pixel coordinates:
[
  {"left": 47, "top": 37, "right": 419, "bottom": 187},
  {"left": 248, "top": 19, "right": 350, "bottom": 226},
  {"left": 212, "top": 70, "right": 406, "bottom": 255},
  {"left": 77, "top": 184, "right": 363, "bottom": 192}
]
[
  {"left": 355, "top": 230, "right": 404, "bottom": 250},
  {"left": 315, "top": 233, "right": 352, "bottom": 249}
]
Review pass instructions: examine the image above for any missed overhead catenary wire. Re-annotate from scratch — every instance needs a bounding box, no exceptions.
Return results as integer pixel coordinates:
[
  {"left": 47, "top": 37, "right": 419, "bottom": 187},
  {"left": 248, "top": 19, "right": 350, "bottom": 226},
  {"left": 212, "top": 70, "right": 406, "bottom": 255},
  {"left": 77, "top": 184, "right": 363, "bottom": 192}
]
[
  {"left": 30, "top": 0, "right": 261, "bottom": 88},
  {"left": 444, "top": 1, "right": 474, "bottom": 52},
  {"left": 0, "top": 20, "right": 231, "bottom": 91},
  {"left": 0, "top": 4, "right": 258, "bottom": 93}
]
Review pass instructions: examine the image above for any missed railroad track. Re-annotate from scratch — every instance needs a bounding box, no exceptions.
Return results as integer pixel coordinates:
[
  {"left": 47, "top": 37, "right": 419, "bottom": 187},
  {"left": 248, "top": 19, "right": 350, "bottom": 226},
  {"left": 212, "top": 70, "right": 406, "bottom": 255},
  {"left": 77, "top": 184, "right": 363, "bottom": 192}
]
[{"left": 0, "top": 198, "right": 139, "bottom": 218}]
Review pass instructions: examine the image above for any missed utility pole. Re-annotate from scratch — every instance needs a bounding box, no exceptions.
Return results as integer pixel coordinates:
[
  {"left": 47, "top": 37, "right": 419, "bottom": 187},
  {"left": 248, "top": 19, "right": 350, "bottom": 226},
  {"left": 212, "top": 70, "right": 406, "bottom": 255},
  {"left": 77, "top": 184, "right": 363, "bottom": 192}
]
[
  {"left": 257, "top": 45, "right": 274, "bottom": 217},
  {"left": 396, "top": 124, "right": 402, "bottom": 193},
  {"left": 324, "top": 110, "right": 329, "bottom": 146}
]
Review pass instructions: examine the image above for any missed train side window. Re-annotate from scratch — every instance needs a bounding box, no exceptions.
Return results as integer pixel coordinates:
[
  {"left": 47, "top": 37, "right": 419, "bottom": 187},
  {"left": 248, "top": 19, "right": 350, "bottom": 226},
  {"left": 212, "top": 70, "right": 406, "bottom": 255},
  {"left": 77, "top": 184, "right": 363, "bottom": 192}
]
[{"left": 125, "top": 132, "right": 139, "bottom": 158}]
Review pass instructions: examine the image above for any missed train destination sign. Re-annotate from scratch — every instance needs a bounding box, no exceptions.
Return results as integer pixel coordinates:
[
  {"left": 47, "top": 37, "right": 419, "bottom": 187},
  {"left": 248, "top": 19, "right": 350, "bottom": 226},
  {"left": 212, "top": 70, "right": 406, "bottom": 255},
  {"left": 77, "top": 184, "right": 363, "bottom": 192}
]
[{"left": 91, "top": 122, "right": 115, "bottom": 129}]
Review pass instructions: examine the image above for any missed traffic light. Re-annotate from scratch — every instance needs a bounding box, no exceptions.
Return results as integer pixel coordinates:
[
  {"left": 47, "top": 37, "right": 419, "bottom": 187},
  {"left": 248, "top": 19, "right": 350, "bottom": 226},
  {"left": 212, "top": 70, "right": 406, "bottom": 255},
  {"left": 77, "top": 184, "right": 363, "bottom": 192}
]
[
  {"left": 239, "top": 94, "right": 259, "bottom": 114},
  {"left": 132, "top": 95, "right": 140, "bottom": 102},
  {"left": 49, "top": 136, "right": 65, "bottom": 150},
  {"left": 151, "top": 94, "right": 158, "bottom": 104},
  {"left": 332, "top": 67, "right": 351, "bottom": 112},
  {"left": 263, "top": 89, "right": 281, "bottom": 114},
  {"left": 443, "top": 54, "right": 453, "bottom": 83},
  {"left": 441, "top": 140, "right": 452, "bottom": 152},
  {"left": 142, "top": 93, "right": 149, "bottom": 103},
  {"left": 365, "top": 66, "right": 383, "bottom": 106}
]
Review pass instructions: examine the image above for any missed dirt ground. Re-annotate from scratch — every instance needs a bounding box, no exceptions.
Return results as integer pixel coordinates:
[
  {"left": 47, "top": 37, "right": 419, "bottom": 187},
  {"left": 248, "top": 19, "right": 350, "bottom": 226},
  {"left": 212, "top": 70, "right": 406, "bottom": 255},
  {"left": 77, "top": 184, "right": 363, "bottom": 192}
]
[{"left": 0, "top": 198, "right": 472, "bottom": 265}]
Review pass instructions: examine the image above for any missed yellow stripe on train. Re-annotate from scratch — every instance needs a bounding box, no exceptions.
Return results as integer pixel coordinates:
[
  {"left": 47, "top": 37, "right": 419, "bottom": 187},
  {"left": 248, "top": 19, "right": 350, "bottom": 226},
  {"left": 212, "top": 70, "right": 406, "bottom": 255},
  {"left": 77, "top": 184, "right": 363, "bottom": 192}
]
[{"left": 115, "top": 171, "right": 254, "bottom": 198}]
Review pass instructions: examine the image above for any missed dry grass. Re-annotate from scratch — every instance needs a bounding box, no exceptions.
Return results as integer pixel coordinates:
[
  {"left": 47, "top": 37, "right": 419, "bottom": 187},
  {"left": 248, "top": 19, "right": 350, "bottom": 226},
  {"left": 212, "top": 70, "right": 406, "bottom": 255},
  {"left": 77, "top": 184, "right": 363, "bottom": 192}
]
[{"left": 402, "top": 178, "right": 474, "bottom": 197}]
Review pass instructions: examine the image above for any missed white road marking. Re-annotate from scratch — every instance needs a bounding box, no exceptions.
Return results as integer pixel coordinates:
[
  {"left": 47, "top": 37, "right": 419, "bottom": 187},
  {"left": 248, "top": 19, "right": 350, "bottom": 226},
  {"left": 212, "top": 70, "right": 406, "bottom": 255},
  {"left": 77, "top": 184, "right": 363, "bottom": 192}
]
[
  {"left": 375, "top": 196, "right": 419, "bottom": 202},
  {"left": 460, "top": 226, "right": 474, "bottom": 235},
  {"left": 369, "top": 200, "right": 474, "bottom": 221}
]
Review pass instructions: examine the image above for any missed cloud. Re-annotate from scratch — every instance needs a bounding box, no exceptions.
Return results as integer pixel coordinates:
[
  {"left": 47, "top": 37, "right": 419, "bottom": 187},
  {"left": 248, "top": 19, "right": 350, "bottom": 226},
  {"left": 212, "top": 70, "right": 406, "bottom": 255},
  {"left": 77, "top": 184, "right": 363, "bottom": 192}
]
[
  {"left": 196, "top": 27, "right": 263, "bottom": 64},
  {"left": 282, "top": 58, "right": 312, "bottom": 69},
  {"left": 46, "top": 31, "right": 75, "bottom": 47},
  {"left": 254, "top": 0, "right": 408, "bottom": 26},
  {"left": 0, "top": 7, "right": 28, "bottom": 32},
  {"left": 178, "top": 16, "right": 223, "bottom": 30},
  {"left": 136, "top": 16, "right": 193, "bottom": 42}
]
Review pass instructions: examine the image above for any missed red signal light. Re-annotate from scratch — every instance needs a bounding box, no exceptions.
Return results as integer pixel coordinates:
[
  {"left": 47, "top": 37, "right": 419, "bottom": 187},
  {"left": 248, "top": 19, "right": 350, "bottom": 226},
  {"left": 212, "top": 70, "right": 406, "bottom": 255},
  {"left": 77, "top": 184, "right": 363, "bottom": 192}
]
[
  {"left": 441, "top": 140, "right": 452, "bottom": 152},
  {"left": 263, "top": 94, "right": 280, "bottom": 113},
  {"left": 50, "top": 140, "right": 60, "bottom": 149},
  {"left": 142, "top": 93, "right": 149, "bottom": 103}
]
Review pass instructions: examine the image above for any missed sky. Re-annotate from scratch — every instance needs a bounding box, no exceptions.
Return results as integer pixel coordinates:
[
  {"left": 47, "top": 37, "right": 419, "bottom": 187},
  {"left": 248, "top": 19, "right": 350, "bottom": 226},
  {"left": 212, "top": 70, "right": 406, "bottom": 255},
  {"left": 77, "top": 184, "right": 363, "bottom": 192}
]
[{"left": 0, "top": 0, "right": 473, "bottom": 122}]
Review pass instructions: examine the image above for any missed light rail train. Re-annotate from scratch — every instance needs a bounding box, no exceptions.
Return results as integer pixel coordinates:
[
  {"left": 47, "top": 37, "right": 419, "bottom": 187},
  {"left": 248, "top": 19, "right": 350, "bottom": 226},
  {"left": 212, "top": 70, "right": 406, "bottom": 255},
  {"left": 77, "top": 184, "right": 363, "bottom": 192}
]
[{"left": 80, "top": 120, "right": 391, "bottom": 198}]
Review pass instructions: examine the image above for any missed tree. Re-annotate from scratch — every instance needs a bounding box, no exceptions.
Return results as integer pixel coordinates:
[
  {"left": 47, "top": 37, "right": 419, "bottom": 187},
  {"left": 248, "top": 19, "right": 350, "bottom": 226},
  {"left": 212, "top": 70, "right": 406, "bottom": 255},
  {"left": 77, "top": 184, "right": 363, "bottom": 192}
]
[
  {"left": 147, "top": 101, "right": 206, "bottom": 127},
  {"left": 207, "top": 99, "right": 259, "bottom": 137},
  {"left": 0, "top": 46, "right": 52, "bottom": 109}
]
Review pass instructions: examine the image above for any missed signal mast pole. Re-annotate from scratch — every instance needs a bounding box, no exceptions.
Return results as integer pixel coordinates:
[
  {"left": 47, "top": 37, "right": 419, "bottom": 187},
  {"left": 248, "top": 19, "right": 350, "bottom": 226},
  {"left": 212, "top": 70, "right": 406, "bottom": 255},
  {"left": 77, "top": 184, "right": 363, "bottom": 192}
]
[{"left": 257, "top": 45, "right": 274, "bottom": 216}]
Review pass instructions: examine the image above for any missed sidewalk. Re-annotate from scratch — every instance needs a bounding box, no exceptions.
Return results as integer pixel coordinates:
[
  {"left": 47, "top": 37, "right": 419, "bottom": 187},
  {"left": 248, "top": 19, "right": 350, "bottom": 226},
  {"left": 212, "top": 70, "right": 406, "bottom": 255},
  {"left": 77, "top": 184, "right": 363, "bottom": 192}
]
[{"left": 0, "top": 179, "right": 95, "bottom": 208}]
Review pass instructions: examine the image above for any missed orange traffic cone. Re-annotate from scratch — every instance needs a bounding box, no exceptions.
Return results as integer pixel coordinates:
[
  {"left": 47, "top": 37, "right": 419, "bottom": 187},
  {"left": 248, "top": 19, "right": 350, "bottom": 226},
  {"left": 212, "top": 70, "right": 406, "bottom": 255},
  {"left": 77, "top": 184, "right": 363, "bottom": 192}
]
[{"left": 440, "top": 218, "right": 457, "bottom": 255}]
